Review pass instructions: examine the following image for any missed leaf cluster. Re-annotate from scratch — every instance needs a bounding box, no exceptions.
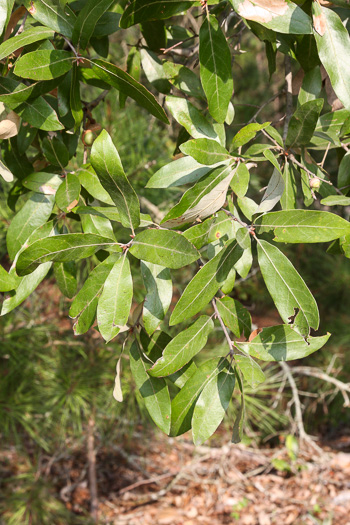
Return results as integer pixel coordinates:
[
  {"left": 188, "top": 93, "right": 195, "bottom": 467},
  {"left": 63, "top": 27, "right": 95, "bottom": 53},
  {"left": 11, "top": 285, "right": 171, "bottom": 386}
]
[{"left": 0, "top": 0, "right": 349, "bottom": 444}]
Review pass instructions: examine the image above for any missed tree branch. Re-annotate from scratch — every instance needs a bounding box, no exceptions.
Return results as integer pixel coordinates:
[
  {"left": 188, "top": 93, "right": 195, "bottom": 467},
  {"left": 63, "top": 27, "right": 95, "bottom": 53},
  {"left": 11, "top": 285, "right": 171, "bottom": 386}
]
[
  {"left": 280, "top": 362, "right": 324, "bottom": 454},
  {"left": 291, "top": 366, "right": 350, "bottom": 407},
  {"left": 212, "top": 298, "right": 235, "bottom": 356},
  {"left": 283, "top": 55, "right": 293, "bottom": 143},
  {"left": 87, "top": 416, "right": 98, "bottom": 522}
]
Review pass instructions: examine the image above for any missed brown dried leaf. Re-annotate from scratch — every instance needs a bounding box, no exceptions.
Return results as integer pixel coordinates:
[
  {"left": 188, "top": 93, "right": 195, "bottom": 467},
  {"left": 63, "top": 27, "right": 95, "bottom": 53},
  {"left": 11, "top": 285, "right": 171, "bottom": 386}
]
[
  {"left": 238, "top": 0, "right": 289, "bottom": 24},
  {"left": 66, "top": 199, "right": 79, "bottom": 212},
  {"left": 0, "top": 111, "right": 20, "bottom": 139},
  {"left": 248, "top": 327, "right": 262, "bottom": 342},
  {"left": 3, "top": 6, "right": 26, "bottom": 41},
  {"left": 313, "top": 12, "right": 327, "bottom": 36},
  {"left": 292, "top": 69, "right": 304, "bottom": 96},
  {"left": 325, "top": 76, "right": 344, "bottom": 111},
  {"left": 113, "top": 358, "right": 123, "bottom": 402}
]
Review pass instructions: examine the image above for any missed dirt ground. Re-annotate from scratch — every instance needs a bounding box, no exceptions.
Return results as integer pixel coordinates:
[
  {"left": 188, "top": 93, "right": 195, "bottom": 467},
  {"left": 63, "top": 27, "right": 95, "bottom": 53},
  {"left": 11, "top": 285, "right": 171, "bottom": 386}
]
[{"left": 59, "top": 429, "right": 350, "bottom": 525}]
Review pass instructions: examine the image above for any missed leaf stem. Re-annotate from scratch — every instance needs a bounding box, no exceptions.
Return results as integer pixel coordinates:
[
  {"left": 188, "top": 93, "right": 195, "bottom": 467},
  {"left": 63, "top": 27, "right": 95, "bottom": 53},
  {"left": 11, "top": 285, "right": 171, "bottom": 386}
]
[
  {"left": 283, "top": 55, "right": 293, "bottom": 143},
  {"left": 221, "top": 208, "right": 249, "bottom": 230},
  {"left": 212, "top": 298, "right": 235, "bottom": 356}
]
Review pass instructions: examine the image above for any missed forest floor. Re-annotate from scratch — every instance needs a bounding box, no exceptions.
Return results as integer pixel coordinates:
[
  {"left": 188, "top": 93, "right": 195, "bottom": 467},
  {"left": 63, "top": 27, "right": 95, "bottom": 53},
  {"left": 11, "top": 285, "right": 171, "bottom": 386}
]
[{"left": 56, "top": 429, "right": 350, "bottom": 525}]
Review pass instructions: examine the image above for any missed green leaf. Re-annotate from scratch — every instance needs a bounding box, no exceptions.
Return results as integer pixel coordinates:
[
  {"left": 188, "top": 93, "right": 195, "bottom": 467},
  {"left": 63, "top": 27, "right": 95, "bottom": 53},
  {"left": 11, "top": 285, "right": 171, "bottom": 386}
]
[
  {"left": 235, "top": 227, "right": 252, "bottom": 279},
  {"left": 280, "top": 161, "right": 297, "bottom": 210},
  {"left": 338, "top": 151, "right": 350, "bottom": 191},
  {"left": 120, "top": 0, "right": 192, "bottom": 28},
  {"left": 216, "top": 297, "right": 251, "bottom": 339},
  {"left": 120, "top": 46, "right": 140, "bottom": 107},
  {"left": 231, "top": 122, "right": 270, "bottom": 150},
  {"left": 309, "top": 109, "right": 350, "bottom": 150},
  {"left": 129, "top": 339, "right": 171, "bottom": 434},
  {"left": 0, "top": 154, "right": 13, "bottom": 182},
  {"left": 140, "top": 329, "right": 197, "bottom": 388},
  {"left": 21, "top": 172, "right": 62, "bottom": 195},
  {"left": 14, "top": 50, "right": 74, "bottom": 81},
  {"left": 141, "top": 261, "right": 172, "bottom": 335},
  {"left": 183, "top": 211, "right": 236, "bottom": 250},
  {"left": 42, "top": 137, "right": 70, "bottom": 168},
  {"left": 0, "top": 26, "right": 55, "bottom": 61},
  {"left": 149, "top": 315, "right": 213, "bottom": 377},
  {"left": 298, "top": 67, "right": 322, "bottom": 106},
  {"left": 161, "top": 164, "right": 236, "bottom": 228},
  {"left": 165, "top": 96, "right": 219, "bottom": 141},
  {"left": 16, "top": 233, "right": 118, "bottom": 276},
  {"left": 232, "top": 373, "right": 245, "bottom": 444},
  {"left": 72, "top": 0, "right": 114, "bottom": 50},
  {"left": 256, "top": 168, "right": 284, "bottom": 213},
  {"left": 192, "top": 363, "right": 235, "bottom": 445},
  {"left": 69, "top": 253, "right": 118, "bottom": 335},
  {"left": 180, "top": 138, "right": 231, "bottom": 166},
  {"left": 254, "top": 210, "right": 350, "bottom": 243},
  {"left": 97, "top": 253, "right": 132, "bottom": 342},
  {"left": 320, "top": 195, "right": 350, "bottom": 206},
  {"left": 129, "top": 229, "right": 199, "bottom": 269},
  {"left": 265, "top": 125, "right": 284, "bottom": 148},
  {"left": 199, "top": 15, "right": 233, "bottom": 123},
  {"left": 236, "top": 325, "right": 330, "bottom": 361},
  {"left": 230, "top": 0, "right": 312, "bottom": 34},
  {"left": 90, "top": 130, "right": 140, "bottom": 231},
  {"left": 77, "top": 164, "right": 114, "bottom": 205},
  {"left": 140, "top": 48, "right": 171, "bottom": 94},
  {"left": 1, "top": 219, "right": 58, "bottom": 315},
  {"left": 286, "top": 99, "right": 324, "bottom": 149},
  {"left": 234, "top": 355, "right": 265, "bottom": 388},
  {"left": 0, "top": 0, "right": 10, "bottom": 35},
  {"left": 170, "top": 239, "right": 243, "bottom": 325},
  {"left": 237, "top": 195, "right": 258, "bottom": 221},
  {"left": 74, "top": 204, "right": 119, "bottom": 222},
  {"left": 263, "top": 149, "right": 282, "bottom": 174},
  {"left": 23, "top": 0, "right": 76, "bottom": 38},
  {"left": 0, "top": 264, "right": 18, "bottom": 292},
  {"left": 257, "top": 239, "right": 319, "bottom": 337},
  {"left": 70, "top": 63, "right": 83, "bottom": 132},
  {"left": 230, "top": 163, "right": 250, "bottom": 198},
  {"left": 141, "top": 20, "right": 167, "bottom": 52},
  {"left": 170, "top": 357, "right": 230, "bottom": 437},
  {"left": 93, "top": 11, "right": 121, "bottom": 37},
  {"left": 313, "top": 4, "right": 350, "bottom": 111},
  {"left": 0, "top": 77, "right": 35, "bottom": 106},
  {"left": 53, "top": 261, "right": 77, "bottom": 299},
  {"left": 146, "top": 156, "right": 213, "bottom": 189},
  {"left": 80, "top": 209, "right": 116, "bottom": 241},
  {"left": 91, "top": 59, "right": 169, "bottom": 124},
  {"left": 13, "top": 96, "right": 64, "bottom": 131},
  {"left": 163, "top": 62, "right": 204, "bottom": 99},
  {"left": 55, "top": 173, "right": 81, "bottom": 213},
  {"left": 6, "top": 193, "right": 55, "bottom": 260},
  {"left": 1, "top": 263, "right": 52, "bottom": 316}
]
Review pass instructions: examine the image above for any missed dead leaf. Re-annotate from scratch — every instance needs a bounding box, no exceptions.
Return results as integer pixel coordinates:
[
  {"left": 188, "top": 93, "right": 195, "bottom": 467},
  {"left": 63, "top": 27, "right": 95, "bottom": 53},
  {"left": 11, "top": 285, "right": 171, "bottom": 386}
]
[
  {"left": 66, "top": 199, "right": 79, "bottom": 212},
  {"left": 38, "top": 185, "right": 57, "bottom": 195},
  {"left": 313, "top": 12, "right": 327, "bottom": 36},
  {"left": 325, "top": 76, "right": 344, "bottom": 111},
  {"left": 249, "top": 327, "right": 262, "bottom": 342},
  {"left": 162, "top": 168, "right": 236, "bottom": 228},
  {"left": 238, "top": 0, "right": 289, "bottom": 24},
  {"left": 113, "top": 357, "right": 123, "bottom": 402},
  {"left": 3, "top": 6, "right": 26, "bottom": 41},
  {"left": 0, "top": 111, "right": 20, "bottom": 139},
  {"left": 292, "top": 69, "right": 304, "bottom": 96}
]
